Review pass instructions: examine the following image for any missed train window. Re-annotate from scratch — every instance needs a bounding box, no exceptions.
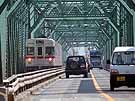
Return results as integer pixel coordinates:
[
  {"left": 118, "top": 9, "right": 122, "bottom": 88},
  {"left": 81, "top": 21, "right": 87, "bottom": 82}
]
[
  {"left": 38, "top": 47, "right": 42, "bottom": 55},
  {"left": 45, "top": 47, "right": 54, "bottom": 55},
  {"left": 36, "top": 40, "right": 44, "bottom": 44},
  {"left": 27, "top": 47, "right": 34, "bottom": 55}
]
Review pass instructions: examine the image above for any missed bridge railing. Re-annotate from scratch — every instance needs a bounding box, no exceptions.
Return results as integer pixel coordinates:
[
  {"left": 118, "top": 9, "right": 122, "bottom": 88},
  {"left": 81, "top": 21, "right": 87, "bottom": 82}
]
[{"left": 2, "top": 67, "right": 65, "bottom": 101}]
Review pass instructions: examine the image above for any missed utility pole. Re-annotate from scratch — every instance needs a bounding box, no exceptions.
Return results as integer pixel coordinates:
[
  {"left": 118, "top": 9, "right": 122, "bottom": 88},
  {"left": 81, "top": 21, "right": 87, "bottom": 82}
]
[{"left": 0, "top": 33, "right": 3, "bottom": 85}]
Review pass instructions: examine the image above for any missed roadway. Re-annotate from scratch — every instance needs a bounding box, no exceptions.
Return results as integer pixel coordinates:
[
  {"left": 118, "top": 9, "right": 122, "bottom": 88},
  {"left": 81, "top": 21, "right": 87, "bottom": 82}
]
[{"left": 16, "top": 69, "right": 135, "bottom": 101}]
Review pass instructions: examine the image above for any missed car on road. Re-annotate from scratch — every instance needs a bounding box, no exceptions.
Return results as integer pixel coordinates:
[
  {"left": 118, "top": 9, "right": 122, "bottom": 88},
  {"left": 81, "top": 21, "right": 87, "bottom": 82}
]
[
  {"left": 65, "top": 56, "right": 88, "bottom": 78},
  {"left": 110, "top": 47, "right": 135, "bottom": 91},
  {"left": 89, "top": 50, "right": 103, "bottom": 70}
]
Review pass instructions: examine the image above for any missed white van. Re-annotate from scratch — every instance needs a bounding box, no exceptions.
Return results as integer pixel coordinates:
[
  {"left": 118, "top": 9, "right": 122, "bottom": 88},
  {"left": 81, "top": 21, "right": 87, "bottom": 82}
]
[{"left": 110, "top": 47, "right": 135, "bottom": 91}]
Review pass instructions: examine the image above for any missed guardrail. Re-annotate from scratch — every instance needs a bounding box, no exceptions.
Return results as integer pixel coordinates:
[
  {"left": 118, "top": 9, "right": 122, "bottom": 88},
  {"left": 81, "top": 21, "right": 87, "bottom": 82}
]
[{"left": 1, "top": 67, "right": 65, "bottom": 101}]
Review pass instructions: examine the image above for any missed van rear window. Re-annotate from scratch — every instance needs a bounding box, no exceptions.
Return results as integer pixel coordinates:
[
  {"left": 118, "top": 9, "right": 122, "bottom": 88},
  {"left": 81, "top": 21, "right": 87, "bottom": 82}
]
[{"left": 112, "top": 51, "right": 135, "bottom": 65}]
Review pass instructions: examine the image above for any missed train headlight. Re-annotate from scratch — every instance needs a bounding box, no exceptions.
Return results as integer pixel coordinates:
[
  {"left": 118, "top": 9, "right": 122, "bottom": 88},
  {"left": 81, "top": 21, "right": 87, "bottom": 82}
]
[
  {"left": 27, "top": 58, "right": 32, "bottom": 63},
  {"left": 48, "top": 57, "right": 53, "bottom": 62}
]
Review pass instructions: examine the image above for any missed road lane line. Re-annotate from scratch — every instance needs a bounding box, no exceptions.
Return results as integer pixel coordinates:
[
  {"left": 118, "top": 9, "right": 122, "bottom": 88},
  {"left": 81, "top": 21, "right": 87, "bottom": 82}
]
[{"left": 90, "top": 70, "right": 115, "bottom": 101}]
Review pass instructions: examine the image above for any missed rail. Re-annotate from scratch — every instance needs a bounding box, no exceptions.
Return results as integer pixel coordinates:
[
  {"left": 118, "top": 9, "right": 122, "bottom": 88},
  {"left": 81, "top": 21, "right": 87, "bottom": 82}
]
[{"left": 1, "top": 67, "right": 65, "bottom": 101}]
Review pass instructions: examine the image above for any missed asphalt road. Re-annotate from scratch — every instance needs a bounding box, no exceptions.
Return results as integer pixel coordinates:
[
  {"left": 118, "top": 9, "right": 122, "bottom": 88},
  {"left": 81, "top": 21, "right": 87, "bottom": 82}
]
[
  {"left": 31, "top": 71, "right": 108, "bottom": 101},
  {"left": 16, "top": 69, "right": 135, "bottom": 101}
]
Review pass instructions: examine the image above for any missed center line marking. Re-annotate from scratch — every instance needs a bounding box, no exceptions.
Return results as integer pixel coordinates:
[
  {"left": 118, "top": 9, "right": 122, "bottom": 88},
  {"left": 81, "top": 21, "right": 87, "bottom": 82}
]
[{"left": 90, "top": 70, "right": 115, "bottom": 101}]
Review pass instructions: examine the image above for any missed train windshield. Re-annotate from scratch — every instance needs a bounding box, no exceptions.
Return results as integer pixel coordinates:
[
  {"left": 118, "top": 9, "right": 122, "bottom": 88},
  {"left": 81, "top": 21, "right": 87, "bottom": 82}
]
[
  {"left": 45, "top": 47, "right": 54, "bottom": 55},
  {"left": 37, "top": 47, "right": 42, "bottom": 55},
  {"left": 27, "top": 47, "right": 34, "bottom": 55}
]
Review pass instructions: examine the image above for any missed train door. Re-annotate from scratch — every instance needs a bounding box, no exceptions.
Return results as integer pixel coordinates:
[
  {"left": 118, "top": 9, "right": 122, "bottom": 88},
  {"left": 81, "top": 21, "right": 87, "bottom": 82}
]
[{"left": 45, "top": 46, "right": 55, "bottom": 66}]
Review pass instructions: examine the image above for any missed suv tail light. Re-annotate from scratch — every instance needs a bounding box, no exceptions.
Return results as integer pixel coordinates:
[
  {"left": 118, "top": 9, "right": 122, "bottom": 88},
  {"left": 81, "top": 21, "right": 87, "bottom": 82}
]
[{"left": 80, "top": 64, "right": 86, "bottom": 68}]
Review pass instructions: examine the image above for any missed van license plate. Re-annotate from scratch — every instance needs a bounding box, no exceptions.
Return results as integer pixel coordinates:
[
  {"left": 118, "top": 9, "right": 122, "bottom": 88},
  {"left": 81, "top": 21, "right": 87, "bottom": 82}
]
[{"left": 116, "top": 76, "right": 125, "bottom": 81}]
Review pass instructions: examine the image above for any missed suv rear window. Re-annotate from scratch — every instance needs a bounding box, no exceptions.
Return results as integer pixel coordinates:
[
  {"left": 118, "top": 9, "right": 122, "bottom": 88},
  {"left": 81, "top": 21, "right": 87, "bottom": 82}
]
[{"left": 67, "top": 56, "right": 85, "bottom": 64}]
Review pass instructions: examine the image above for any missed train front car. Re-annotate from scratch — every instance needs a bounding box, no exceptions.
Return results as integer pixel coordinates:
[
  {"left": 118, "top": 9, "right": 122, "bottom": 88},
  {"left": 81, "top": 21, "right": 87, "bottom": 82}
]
[
  {"left": 25, "top": 38, "right": 62, "bottom": 72},
  {"left": 25, "top": 38, "right": 37, "bottom": 71},
  {"left": 44, "top": 38, "right": 62, "bottom": 67}
]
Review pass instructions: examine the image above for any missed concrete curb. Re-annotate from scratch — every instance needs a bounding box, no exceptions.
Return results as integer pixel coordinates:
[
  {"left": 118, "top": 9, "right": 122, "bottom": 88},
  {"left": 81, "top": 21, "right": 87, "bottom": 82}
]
[{"left": 15, "top": 73, "right": 65, "bottom": 101}]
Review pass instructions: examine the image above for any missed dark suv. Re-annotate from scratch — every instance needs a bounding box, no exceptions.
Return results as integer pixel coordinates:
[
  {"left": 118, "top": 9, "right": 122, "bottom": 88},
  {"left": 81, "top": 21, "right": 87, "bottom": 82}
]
[{"left": 65, "top": 56, "right": 88, "bottom": 78}]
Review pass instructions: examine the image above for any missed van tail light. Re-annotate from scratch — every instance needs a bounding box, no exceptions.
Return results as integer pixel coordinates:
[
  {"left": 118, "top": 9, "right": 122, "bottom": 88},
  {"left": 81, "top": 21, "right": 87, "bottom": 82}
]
[{"left": 111, "top": 69, "right": 119, "bottom": 74}]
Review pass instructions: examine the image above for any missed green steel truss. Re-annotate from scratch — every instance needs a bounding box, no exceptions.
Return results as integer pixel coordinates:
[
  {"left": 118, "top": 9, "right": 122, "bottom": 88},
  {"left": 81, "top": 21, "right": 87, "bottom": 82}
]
[
  {"left": 5, "top": 0, "right": 29, "bottom": 77},
  {"left": 2, "top": 0, "right": 135, "bottom": 76}
]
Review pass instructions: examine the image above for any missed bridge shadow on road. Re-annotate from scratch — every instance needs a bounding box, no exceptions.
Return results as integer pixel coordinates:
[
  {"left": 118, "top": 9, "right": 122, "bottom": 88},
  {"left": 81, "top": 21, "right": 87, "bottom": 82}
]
[
  {"left": 32, "top": 77, "right": 97, "bottom": 96},
  {"left": 78, "top": 80, "right": 96, "bottom": 93}
]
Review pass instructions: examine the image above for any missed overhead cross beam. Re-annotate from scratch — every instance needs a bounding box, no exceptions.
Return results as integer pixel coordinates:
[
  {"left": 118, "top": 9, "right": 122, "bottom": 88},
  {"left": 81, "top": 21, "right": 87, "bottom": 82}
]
[{"left": 28, "top": 0, "right": 121, "bottom": 49}]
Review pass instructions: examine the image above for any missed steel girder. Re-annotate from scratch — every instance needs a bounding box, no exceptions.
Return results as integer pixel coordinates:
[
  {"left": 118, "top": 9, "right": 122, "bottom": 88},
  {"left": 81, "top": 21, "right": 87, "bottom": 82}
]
[
  {"left": 121, "top": 0, "right": 135, "bottom": 11},
  {"left": 4, "top": 0, "right": 135, "bottom": 77},
  {"left": 27, "top": 0, "right": 118, "bottom": 48},
  {"left": 6, "top": 0, "right": 134, "bottom": 48},
  {"left": 6, "top": 0, "right": 28, "bottom": 77},
  {"left": 0, "top": 0, "right": 9, "bottom": 15},
  {"left": 109, "top": 1, "right": 134, "bottom": 46}
]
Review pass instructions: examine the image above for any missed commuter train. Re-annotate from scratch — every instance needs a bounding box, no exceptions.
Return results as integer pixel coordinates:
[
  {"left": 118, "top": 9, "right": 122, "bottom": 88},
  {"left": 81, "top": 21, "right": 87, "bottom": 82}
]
[{"left": 25, "top": 38, "right": 62, "bottom": 72}]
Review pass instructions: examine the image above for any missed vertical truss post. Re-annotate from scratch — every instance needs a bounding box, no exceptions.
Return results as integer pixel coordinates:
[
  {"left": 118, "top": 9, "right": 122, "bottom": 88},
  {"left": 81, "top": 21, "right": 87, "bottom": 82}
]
[
  {"left": 108, "top": 19, "right": 120, "bottom": 46},
  {"left": 0, "top": 32, "right": 3, "bottom": 84},
  {"left": 109, "top": 39, "right": 112, "bottom": 58},
  {"left": 106, "top": 41, "right": 109, "bottom": 60},
  {"left": 133, "top": 12, "right": 135, "bottom": 46},
  {"left": 26, "top": 0, "right": 31, "bottom": 39},
  {"left": 83, "top": 0, "right": 88, "bottom": 15},
  {"left": 105, "top": 44, "right": 108, "bottom": 63}
]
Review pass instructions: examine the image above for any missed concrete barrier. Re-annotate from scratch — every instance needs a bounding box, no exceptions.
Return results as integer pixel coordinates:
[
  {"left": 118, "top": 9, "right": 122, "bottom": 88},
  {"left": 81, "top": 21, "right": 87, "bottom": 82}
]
[
  {"left": 0, "top": 87, "right": 6, "bottom": 101},
  {"left": 0, "top": 94, "right": 6, "bottom": 101},
  {"left": 2, "top": 67, "right": 65, "bottom": 101}
]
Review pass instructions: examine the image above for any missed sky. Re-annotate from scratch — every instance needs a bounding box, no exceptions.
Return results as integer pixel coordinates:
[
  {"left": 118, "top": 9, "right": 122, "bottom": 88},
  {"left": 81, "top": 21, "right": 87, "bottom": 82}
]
[
  {"left": 78, "top": 47, "right": 85, "bottom": 55},
  {"left": 68, "top": 47, "right": 86, "bottom": 56}
]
